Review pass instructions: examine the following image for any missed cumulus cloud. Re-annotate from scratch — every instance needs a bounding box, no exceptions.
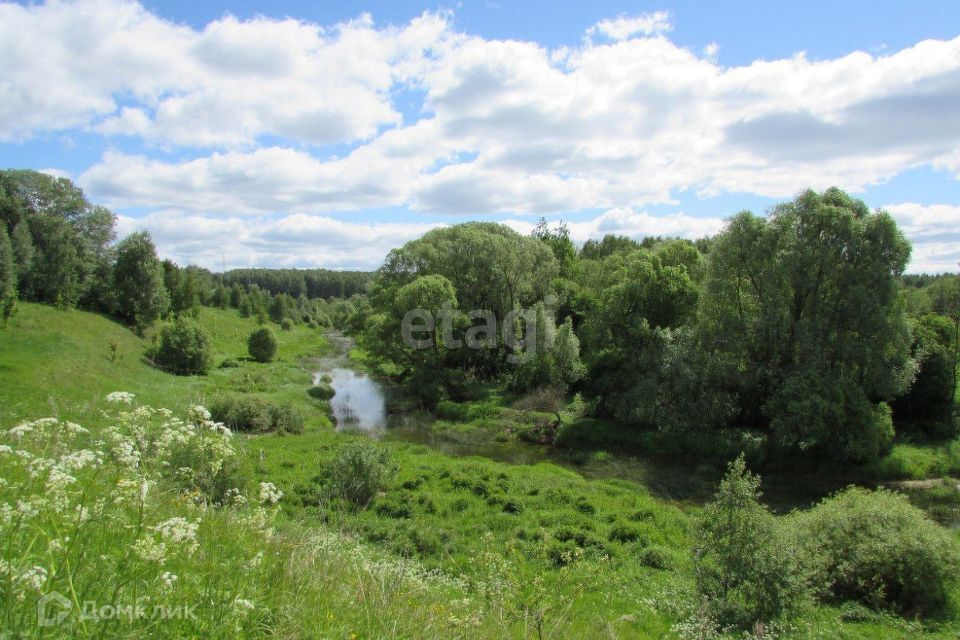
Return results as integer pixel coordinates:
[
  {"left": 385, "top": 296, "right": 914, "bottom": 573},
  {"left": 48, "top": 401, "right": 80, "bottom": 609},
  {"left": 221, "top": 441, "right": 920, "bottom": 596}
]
[
  {"left": 3, "top": 1, "right": 960, "bottom": 270},
  {"left": 883, "top": 202, "right": 960, "bottom": 272},
  {"left": 116, "top": 211, "right": 443, "bottom": 270},
  {"left": 504, "top": 208, "right": 725, "bottom": 243},
  {"left": 586, "top": 12, "right": 673, "bottom": 41},
  {"left": 0, "top": 1, "right": 447, "bottom": 146}
]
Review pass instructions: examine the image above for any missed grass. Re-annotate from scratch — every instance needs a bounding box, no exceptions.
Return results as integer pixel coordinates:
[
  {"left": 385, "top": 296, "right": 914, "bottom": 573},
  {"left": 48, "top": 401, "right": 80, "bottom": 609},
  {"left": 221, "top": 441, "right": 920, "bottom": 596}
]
[
  {"left": 4, "top": 302, "right": 960, "bottom": 638},
  {"left": 0, "top": 303, "right": 330, "bottom": 430}
]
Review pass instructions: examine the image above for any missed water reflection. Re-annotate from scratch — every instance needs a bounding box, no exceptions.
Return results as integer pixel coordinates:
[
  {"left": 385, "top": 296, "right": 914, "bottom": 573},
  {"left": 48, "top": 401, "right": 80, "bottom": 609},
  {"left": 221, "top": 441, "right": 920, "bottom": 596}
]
[{"left": 315, "top": 368, "right": 387, "bottom": 433}]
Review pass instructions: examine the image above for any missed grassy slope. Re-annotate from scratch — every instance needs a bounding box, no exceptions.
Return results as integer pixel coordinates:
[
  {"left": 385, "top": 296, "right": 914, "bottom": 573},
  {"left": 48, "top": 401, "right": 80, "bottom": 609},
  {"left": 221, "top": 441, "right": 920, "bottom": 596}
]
[
  {"left": 2, "top": 302, "right": 960, "bottom": 638},
  {"left": 0, "top": 303, "right": 328, "bottom": 429}
]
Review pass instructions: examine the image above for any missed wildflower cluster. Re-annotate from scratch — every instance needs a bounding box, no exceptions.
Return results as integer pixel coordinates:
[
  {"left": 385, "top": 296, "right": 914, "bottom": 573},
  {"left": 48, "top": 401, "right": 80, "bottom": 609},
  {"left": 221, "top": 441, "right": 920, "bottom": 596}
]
[{"left": 0, "top": 394, "right": 273, "bottom": 633}]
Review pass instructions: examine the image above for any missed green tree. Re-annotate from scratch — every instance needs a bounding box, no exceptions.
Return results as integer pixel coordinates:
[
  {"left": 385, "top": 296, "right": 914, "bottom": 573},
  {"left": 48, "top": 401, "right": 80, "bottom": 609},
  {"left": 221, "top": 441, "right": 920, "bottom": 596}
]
[
  {"left": 10, "top": 222, "right": 32, "bottom": 295},
  {"left": 239, "top": 295, "right": 252, "bottom": 318},
  {"left": 248, "top": 327, "right": 279, "bottom": 363},
  {"left": 580, "top": 248, "right": 699, "bottom": 424},
  {"left": 113, "top": 232, "right": 170, "bottom": 330},
  {"left": 699, "top": 188, "right": 913, "bottom": 462},
  {"left": 892, "top": 314, "right": 957, "bottom": 438},
  {"left": 152, "top": 316, "right": 213, "bottom": 375},
  {"left": 0, "top": 170, "right": 115, "bottom": 310},
  {"left": 693, "top": 456, "right": 811, "bottom": 627},
  {"left": 0, "top": 226, "right": 17, "bottom": 326},
  {"left": 532, "top": 218, "right": 577, "bottom": 278}
]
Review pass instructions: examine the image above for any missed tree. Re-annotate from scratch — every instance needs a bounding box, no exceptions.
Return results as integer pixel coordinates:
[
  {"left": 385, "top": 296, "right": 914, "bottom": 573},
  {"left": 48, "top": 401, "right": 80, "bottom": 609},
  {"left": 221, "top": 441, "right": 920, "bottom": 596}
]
[
  {"left": 698, "top": 188, "right": 913, "bottom": 462},
  {"left": 248, "top": 327, "right": 279, "bottom": 363},
  {"left": 532, "top": 218, "right": 577, "bottom": 278},
  {"left": 370, "top": 223, "right": 557, "bottom": 377},
  {"left": 0, "top": 226, "right": 17, "bottom": 326},
  {"left": 891, "top": 314, "right": 957, "bottom": 439},
  {"left": 693, "top": 456, "right": 810, "bottom": 627},
  {"left": 0, "top": 170, "right": 115, "bottom": 311},
  {"left": 10, "top": 222, "right": 32, "bottom": 295},
  {"left": 113, "top": 232, "right": 170, "bottom": 330},
  {"left": 580, "top": 248, "right": 699, "bottom": 424},
  {"left": 362, "top": 274, "right": 458, "bottom": 405},
  {"left": 152, "top": 316, "right": 213, "bottom": 375}
]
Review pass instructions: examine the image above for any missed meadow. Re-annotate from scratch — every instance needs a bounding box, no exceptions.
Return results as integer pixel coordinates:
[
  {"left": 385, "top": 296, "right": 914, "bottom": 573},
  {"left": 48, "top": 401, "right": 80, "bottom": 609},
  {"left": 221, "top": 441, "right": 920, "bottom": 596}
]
[{"left": 3, "top": 302, "right": 960, "bottom": 638}]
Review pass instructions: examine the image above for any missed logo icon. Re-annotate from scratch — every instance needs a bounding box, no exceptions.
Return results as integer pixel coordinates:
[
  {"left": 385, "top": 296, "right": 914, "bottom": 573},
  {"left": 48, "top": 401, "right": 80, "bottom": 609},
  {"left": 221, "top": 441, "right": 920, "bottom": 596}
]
[{"left": 37, "top": 591, "right": 71, "bottom": 627}]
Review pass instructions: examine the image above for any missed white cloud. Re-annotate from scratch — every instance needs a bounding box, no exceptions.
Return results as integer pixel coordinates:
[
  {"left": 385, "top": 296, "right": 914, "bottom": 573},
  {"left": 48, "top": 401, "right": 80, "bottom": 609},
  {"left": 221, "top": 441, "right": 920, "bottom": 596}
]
[
  {"left": 586, "top": 12, "right": 673, "bottom": 41},
  {"left": 116, "top": 211, "right": 443, "bottom": 270},
  {"left": 884, "top": 202, "right": 960, "bottom": 272},
  {"left": 0, "top": 1, "right": 448, "bottom": 146},
  {"left": 2, "top": 1, "right": 960, "bottom": 271},
  {"left": 503, "top": 208, "right": 724, "bottom": 243}
]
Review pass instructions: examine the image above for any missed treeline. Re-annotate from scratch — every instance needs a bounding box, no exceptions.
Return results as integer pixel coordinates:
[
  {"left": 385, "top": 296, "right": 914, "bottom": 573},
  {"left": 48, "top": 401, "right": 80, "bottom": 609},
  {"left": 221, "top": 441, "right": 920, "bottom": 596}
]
[
  {"left": 222, "top": 268, "right": 370, "bottom": 299},
  {"left": 0, "top": 170, "right": 369, "bottom": 333},
  {"left": 356, "top": 188, "right": 959, "bottom": 465}
]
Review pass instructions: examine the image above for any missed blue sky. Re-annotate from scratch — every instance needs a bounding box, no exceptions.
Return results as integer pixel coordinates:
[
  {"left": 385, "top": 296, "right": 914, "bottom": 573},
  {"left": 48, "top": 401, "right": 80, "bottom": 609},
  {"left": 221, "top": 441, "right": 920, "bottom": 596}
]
[{"left": 2, "top": 0, "right": 959, "bottom": 271}]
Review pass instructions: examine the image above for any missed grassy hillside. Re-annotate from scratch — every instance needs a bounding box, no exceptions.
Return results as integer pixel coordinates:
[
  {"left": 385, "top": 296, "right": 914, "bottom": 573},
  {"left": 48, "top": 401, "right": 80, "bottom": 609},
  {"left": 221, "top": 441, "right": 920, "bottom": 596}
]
[
  {"left": 3, "top": 303, "right": 960, "bottom": 638},
  {"left": 0, "top": 303, "right": 329, "bottom": 429}
]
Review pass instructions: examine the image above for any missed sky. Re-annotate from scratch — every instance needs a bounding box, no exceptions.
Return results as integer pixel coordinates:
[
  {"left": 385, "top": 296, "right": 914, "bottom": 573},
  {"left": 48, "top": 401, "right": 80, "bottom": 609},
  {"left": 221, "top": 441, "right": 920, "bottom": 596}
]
[{"left": 1, "top": 0, "right": 959, "bottom": 273}]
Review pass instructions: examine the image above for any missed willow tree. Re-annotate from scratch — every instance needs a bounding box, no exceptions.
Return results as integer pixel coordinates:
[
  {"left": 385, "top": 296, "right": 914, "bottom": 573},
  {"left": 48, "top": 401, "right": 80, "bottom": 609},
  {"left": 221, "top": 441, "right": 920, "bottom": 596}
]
[{"left": 699, "top": 187, "right": 913, "bottom": 462}]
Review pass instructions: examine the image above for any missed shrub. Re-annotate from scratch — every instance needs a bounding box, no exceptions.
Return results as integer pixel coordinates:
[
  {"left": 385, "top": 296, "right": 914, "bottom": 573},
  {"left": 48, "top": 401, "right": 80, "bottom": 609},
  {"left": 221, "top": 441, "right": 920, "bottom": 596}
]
[
  {"left": 639, "top": 545, "right": 674, "bottom": 570},
  {"left": 210, "top": 395, "right": 304, "bottom": 434},
  {"left": 280, "top": 317, "right": 293, "bottom": 331},
  {"left": 608, "top": 523, "right": 644, "bottom": 543},
  {"left": 325, "top": 440, "right": 394, "bottom": 506},
  {"left": 308, "top": 383, "right": 335, "bottom": 401},
  {"left": 693, "top": 456, "right": 811, "bottom": 627},
  {"left": 151, "top": 316, "right": 213, "bottom": 375},
  {"left": 248, "top": 327, "right": 278, "bottom": 362},
  {"left": 793, "top": 486, "right": 960, "bottom": 615},
  {"left": 269, "top": 403, "right": 305, "bottom": 434}
]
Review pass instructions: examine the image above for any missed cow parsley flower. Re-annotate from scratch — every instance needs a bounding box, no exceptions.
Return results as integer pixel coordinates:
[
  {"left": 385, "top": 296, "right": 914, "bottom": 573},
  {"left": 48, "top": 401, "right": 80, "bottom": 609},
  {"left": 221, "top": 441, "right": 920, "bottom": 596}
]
[
  {"left": 106, "top": 391, "right": 135, "bottom": 404},
  {"left": 18, "top": 566, "right": 48, "bottom": 591},
  {"left": 258, "top": 482, "right": 283, "bottom": 506}
]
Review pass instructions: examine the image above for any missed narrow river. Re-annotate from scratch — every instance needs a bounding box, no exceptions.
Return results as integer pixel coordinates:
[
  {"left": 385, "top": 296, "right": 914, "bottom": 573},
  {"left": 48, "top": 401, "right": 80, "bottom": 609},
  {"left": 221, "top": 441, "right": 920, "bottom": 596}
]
[{"left": 310, "top": 333, "right": 960, "bottom": 523}]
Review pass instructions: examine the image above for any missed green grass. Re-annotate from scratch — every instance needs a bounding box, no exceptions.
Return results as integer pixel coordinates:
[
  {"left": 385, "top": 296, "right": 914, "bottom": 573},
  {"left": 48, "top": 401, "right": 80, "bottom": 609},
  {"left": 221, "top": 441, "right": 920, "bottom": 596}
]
[
  {"left": 4, "top": 302, "right": 960, "bottom": 638},
  {"left": 0, "top": 303, "right": 330, "bottom": 430}
]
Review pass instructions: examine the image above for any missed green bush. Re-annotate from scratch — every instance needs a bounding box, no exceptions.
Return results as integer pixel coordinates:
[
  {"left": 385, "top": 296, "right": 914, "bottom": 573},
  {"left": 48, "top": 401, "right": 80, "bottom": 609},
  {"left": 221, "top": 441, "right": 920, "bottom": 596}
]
[
  {"left": 210, "top": 395, "right": 304, "bottom": 434},
  {"left": 325, "top": 440, "right": 394, "bottom": 507},
  {"left": 247, "top": 327, "right": 279, "bottom": 362},
  {"left": 793, "top": 486, "right": 960, "bottom": 615},
  {"left": 693, "top": 456, "right": 811, "bottom": 628},
  {"left": 639, "top": 545, "right": 674, "bottom": 570},
  {"left": 308, "top": 383, "right": 335, "bottom": 400},
  {"left": 269, "top": 402, "right": 304, "bottom": 434},
  {"left": 151, "top": 316, "right": 213, "bottom": 375},
  {"left": 280, "top": 317, "right": 293, "bottom": 331}
]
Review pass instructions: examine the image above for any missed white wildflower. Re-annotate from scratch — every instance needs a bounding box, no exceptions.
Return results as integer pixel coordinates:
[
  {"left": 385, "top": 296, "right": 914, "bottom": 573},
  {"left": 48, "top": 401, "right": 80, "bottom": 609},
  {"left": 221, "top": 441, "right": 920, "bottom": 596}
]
[
  {"left": 224, "top": 488, "right": 247, "bottom": 507},
  {"left": 233, "top": 598, "right": 255, "bottom": 614},
  {"left": 188, "top": 405, "right": 211, "bottom": 422},
  {"left": 0, "top": 444, "right": 12, "bottom": 455},
  {"left": 47, "top": 467, "right": 77, "bottom": 489},
  {"left": 8, "top": 424, "right": 33, "bottom": 440},
  {"left": 16, "top": 499, "right": 39, "bottom": 519},
  {"left": 64, "top": 422, "right": 88, "bottom": 435},
  {"left": 18, "top": 566, "right": 48, "bottom": 591},
  {"left": 153, "top": 517, "right": 199, "bottom": 554},
  {"left": 159, "top": 571, "right": 178, "bottom": 588},
  {"left": 258, "top": 482, "right": 283, "bottom": 506},
  {"left": 133, "top": 537, "right": 167, "bottom": 563},
  {"left": 106, "top": 391, "right": 135, "bottom": 404}
]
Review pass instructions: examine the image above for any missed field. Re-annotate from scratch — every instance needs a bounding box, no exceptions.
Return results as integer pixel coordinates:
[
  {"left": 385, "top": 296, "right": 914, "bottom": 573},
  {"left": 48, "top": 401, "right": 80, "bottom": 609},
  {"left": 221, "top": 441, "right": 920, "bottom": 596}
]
[{"left": 2, "top": 303, "right": 960, "bottom": 638}]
